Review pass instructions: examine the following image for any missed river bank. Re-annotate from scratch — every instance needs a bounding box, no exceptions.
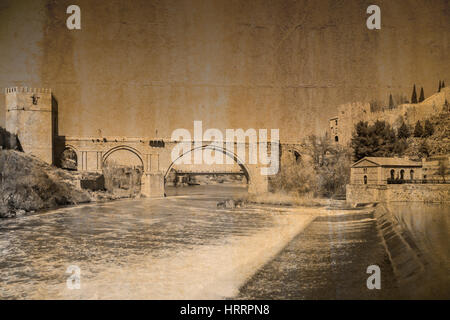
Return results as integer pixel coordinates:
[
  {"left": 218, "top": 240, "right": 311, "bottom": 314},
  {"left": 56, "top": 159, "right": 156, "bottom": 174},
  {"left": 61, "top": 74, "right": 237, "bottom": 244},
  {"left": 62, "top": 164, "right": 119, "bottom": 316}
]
[
  {"left": 0, "top": 150, "right": 144, "bottom": 219},
  {"left": 0, "top": 150, "right": 91, "bottom": 218}
]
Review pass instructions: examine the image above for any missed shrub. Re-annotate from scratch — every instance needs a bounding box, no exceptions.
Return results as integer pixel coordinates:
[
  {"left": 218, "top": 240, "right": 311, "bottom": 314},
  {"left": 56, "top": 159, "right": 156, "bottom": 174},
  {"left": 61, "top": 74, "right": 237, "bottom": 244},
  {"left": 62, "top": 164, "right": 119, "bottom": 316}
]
[
  {"left": 413, "top": 121, "right": 424, "bottom": 137},
  {"left": 423, "top": 119, "right": 434, "bottom": 137},
  {"left": 397, "top": 121, "right": 411, "bottom": 139},
  {"left": 270, "top": 135, "right": 351, "bottom": 198}
]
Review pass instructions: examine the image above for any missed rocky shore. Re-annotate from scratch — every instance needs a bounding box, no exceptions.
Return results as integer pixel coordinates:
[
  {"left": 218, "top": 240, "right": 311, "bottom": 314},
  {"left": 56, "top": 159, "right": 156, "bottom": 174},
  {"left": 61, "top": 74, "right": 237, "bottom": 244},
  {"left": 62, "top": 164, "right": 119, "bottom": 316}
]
[{"left": 0, "top": 150, "right": 140, "bottom": 218}]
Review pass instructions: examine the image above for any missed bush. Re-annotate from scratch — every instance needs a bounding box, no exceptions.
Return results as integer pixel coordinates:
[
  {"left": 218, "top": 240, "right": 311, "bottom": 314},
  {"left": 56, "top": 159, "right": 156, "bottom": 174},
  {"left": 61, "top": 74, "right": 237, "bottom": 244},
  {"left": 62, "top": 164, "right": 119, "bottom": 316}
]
[
  {"left": 0, "top": 127, "right": 22, "bottom": 151},
  {"left": 270, "top": 135, "right": 351, "bottom": 198},
  {"left": 269, "top": 162, "right": 317, "bottom": 196},
  {"left": 397, "top": 121, "right": 411, "bottom": 139},
  {"left": 413, "top": 121, "right": 424, "bottom": 137},
  {"left": 0, "top": 150, "right": 90, "bottom": 216},
  {"left": 423, "top": 120, "right": 434, "bottom": 137}
]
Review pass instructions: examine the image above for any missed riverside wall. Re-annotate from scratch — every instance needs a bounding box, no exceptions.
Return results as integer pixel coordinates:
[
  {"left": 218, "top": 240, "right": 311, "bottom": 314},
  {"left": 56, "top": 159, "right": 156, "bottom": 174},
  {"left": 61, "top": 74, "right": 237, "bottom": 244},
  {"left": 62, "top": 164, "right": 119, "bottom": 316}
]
[{"left": 346, "top": 184, "right": 450, "bottom": 204}]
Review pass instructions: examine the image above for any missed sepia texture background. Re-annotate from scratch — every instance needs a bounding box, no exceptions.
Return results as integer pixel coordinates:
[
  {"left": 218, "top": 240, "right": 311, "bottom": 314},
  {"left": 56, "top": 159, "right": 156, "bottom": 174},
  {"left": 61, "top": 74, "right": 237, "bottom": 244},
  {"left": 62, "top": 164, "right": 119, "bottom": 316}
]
[{"left": 0, "top": 0, "right": 449, "bottom": 140}]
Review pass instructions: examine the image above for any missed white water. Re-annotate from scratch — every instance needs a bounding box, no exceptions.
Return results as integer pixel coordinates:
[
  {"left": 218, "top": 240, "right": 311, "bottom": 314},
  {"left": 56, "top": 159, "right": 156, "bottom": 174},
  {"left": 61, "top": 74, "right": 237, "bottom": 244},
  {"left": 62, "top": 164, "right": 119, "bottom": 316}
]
[{"left": 0, "top": 185, "right": 315, "bottom": 299}]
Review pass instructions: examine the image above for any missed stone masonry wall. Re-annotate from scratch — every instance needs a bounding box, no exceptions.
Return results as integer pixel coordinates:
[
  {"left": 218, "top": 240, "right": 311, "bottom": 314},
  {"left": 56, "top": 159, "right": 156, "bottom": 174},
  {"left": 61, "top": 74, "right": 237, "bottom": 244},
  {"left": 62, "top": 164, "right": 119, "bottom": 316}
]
[
  {"left": 334, "top": 88, "right": 450, "bottom": 146},
  {"left": 346, "top": 183, "right": 450, "bottom": 204},
  {"left": 5, "top": 88, "right": 53, "bottom": 164}
]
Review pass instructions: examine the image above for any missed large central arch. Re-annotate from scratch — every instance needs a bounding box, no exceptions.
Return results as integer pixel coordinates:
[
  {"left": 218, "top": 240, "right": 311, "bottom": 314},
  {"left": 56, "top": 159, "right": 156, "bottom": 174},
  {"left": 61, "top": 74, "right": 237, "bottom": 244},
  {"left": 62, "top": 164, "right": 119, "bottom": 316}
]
[
  {"left": 102, "top": 145, "right": 144, "bottom": 168},
  {"left": 102, "top": 146, "right": 145, "bottom": 196},
  {"left": 164, "top": 144, "right": 251, "bottom": 184}
]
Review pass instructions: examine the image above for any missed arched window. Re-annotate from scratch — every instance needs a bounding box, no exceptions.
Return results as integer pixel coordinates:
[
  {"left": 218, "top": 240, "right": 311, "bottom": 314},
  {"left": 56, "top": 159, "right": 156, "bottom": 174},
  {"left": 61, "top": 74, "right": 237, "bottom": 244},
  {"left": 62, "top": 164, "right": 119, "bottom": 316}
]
[
  {"left": 390, "top": 169, "right": 395, "bottom": 180},
  {"left": 400, "top": 169, "right": 405, "bottom": 180},
  {"left": 410, "top": 170, "right": 414, "bottom": 180},
  {"left": 335, "top": 136, "right": 339, "bottom": 142},
  {"left": 60, "top": 148, "right": 78, "bottom": 171},
  {"left": 293, "top": 151, "right": 301, "bottom": 163},
  {"left": 364, "top": 175, "right": 368, "bottom": 184}
]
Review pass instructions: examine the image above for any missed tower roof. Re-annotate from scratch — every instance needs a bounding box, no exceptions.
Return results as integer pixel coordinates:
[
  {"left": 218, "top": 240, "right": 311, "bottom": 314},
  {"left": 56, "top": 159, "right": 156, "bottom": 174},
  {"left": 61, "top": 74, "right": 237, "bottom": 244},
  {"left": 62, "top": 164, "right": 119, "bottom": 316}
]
[{"left": 5, "top": 87, "right": 51, "bottom": 94}]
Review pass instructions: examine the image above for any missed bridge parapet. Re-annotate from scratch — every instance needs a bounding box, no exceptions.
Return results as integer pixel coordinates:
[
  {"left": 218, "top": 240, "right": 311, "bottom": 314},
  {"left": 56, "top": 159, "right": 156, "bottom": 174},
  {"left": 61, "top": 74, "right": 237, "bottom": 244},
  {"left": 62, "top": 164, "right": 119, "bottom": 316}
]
[{"left": 56, "top": 136, "right": 304, "bottom": 197}]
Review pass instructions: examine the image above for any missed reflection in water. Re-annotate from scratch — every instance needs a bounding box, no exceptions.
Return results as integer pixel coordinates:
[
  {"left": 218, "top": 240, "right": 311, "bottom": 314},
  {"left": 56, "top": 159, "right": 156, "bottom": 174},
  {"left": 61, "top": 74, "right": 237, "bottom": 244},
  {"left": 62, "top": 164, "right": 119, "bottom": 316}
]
[
  {"left": 386, "top": 202, "right": 450, "bottom": 298},
  {"left": 388, "top": 203, "right": 449, "bottom": 266}
]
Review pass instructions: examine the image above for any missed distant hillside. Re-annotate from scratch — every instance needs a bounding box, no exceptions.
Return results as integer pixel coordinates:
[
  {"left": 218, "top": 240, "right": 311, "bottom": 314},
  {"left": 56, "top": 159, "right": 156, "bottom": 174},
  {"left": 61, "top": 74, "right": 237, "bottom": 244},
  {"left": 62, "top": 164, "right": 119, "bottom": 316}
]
[
  {"left": 406, "top": 110, "right": 450, "bottom": 158},
  {"left": 334, "top": 87, "right": 450, "bottom": 146}
]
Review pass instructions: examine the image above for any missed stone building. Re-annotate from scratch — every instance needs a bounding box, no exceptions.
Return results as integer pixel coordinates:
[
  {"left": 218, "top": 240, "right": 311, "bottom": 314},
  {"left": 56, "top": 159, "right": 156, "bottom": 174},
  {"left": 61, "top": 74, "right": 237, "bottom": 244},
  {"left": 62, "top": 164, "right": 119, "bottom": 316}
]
[
  {"left": 329, "top": 117, "right": 339, "bottom": 143},
  {"left": 350, "top": 157, "right": 423, "bottom": 185},
  {"left": 347, "top": 156, "right": 450, "bottom": 204},
  {"left": 5, "top": 87, "right": 53, "bottom": 164},
  {"left": 329, "top": 87, "right": 450, "bottom": 146}
]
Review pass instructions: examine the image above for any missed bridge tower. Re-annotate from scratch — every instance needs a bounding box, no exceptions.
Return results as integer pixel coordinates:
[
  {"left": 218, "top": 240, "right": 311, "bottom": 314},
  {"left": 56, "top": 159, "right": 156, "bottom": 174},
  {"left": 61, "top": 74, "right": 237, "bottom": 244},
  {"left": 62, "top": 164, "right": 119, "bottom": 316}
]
[{"left": 5, "top": 87, "right": 53, "bottom": 164}]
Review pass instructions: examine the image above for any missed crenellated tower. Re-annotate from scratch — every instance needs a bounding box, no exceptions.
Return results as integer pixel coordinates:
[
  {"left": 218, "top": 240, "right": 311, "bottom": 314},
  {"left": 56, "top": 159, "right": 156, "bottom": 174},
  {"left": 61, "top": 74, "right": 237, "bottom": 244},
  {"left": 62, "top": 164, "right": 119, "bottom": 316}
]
[{"left": 5, "top": 87, "right": 53, "bottom": 164}]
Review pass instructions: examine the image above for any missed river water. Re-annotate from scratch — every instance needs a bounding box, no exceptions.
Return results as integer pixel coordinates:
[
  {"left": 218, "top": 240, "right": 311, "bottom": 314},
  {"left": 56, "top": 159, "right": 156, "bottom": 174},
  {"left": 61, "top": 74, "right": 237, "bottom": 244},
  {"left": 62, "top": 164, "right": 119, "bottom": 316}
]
[
  {"left": 0, "top": 185, "right": 448, "bottom": 299},
  {"left": 0, "top": 185, "right": 314, "bottom": 299}
]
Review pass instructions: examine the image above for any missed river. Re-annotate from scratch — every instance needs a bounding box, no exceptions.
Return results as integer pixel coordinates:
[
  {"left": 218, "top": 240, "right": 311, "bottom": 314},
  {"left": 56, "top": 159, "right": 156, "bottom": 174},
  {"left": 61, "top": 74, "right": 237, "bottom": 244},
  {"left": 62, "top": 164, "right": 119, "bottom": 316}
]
[
  {"left": 0, "top": 185, "right": 315, "bottom": 299},
  {"left": 0, "top": 185, "right": 448, "bottom": 299}
]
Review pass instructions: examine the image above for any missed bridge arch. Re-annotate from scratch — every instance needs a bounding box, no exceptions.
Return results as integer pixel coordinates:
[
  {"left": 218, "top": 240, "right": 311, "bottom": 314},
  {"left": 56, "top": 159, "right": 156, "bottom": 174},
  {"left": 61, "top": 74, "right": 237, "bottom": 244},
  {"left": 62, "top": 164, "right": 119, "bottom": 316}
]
[
  {"left": 164, "top": 144, "right": 251, "bottom": 183},
  {"left": 102, "top": 145, "right": 145, "bottom": 197},
  {"left": 59, "top": 144, "right": 79, "bottom": 170},
  {"left": 102, "top": 145, "right": 144, "bottom": 168}
]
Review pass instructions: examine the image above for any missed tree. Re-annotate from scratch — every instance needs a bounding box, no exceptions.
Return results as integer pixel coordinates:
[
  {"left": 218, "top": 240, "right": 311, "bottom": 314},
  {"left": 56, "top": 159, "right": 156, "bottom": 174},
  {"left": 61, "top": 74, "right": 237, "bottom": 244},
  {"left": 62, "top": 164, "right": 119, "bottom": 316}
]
[
  {"left": 411, "top": 84, "right": 418, "bottom": 104},
  {"left": 419, "top": 87, "right": 425, "bottom": 102},
  {"left": 423, "top": 119, "right": 434, "bottom": 137},
  {"left": 270, "top": 135, "right": 352, "bottom": 197},
  {"left": 413, "top": 120, "right": 424, "bottom": 137},
  {"left": 438, "top": 80, "right": 442, "bottom": 92},
  {"left": 389, "top": 93, "right": 394, "bottom": 109},
  {"left": 392, "top": 138, "right": 408, "bottom": 156},
  {"left": 397, "top": 121, "right": 410, "bottom": 139},
  {"left": 418, "top": 140, "right": 429, "bottom": 158},
  {"left": 437, "top": 160, "right": 447, "bottom": 183},
  {"left": 351, "top": 120, "right": 398, "bottom": 160}
]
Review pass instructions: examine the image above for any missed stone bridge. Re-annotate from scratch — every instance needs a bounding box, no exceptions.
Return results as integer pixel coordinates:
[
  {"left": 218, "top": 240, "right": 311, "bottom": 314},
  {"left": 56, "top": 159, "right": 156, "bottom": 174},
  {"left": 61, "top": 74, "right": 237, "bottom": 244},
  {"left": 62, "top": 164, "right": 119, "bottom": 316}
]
[
  {"left": 4, "top": 86, "right": 306, "bottom": 198},
  {"left": 55, "top": 136, "right": 305, "bottom": 197}
]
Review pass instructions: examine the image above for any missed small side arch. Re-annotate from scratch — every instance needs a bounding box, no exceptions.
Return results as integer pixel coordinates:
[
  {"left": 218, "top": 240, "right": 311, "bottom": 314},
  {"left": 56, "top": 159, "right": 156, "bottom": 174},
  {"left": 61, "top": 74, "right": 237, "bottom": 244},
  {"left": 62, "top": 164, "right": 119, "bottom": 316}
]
[{"left": 60, "top": 145, "right": 79, "bottom": 170}]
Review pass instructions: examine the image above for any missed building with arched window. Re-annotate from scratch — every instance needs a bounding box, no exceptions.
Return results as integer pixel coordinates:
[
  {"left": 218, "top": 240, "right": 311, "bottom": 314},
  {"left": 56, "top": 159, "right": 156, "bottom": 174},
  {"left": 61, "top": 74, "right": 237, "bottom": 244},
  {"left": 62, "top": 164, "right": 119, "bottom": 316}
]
[{"left": 350, "top": 157, "right": 423, "bottom": 185}]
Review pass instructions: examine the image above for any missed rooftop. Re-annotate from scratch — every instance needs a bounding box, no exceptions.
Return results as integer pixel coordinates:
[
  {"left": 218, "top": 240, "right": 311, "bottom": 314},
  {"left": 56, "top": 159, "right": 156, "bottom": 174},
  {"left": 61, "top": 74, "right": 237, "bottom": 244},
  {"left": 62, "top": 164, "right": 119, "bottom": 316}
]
[{"left": 352, "top": 157, "right": 422, "bottom": 168}]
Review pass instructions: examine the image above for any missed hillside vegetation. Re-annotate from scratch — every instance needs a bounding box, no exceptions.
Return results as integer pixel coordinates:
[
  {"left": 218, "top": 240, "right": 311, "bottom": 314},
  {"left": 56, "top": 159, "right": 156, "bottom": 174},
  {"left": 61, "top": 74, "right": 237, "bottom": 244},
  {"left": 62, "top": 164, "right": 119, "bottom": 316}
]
[
  {"left": 405, "top": 110, "right": 450, "bottom": 157},
  {"left": 0, "top": 150, "right": 91, "bottom": 218}
]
